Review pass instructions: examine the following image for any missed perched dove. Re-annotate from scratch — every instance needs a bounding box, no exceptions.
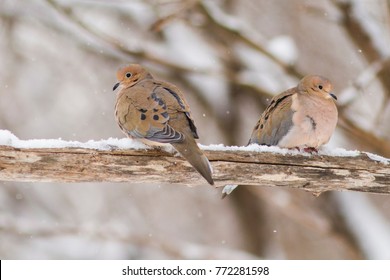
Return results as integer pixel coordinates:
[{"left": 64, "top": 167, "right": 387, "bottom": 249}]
[
  {"left": 222, "top": 75, "right": 338, "bottom": 197},
  {"left": 113, "top": 64, "right": 214, "bottom": 185},
  {"left": 248, "top": 75, "right": 338, "bottom": 149}
]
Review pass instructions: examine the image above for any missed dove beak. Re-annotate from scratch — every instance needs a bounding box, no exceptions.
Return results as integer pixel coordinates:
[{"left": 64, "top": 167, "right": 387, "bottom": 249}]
[
  {"left": 329, "top": 93, "right": 337, "bottom": 100},
  {"left": 113, "top": 82, "right": 120, "bottom": 91}
]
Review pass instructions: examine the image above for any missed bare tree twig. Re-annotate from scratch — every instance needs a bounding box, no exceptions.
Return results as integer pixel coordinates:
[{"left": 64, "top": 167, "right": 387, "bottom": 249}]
[
  {"left": 335, "top": 0, "right": 390, "bottom": 97},
  {"left": 44, "top": 0, "right": 213, "bottom": 75},
  {"left": 197, "top": 1, "right": 304, "bottom": 79}
]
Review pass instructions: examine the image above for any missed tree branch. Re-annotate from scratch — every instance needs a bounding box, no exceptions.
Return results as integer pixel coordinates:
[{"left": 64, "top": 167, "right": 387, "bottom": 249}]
[
  {"left": 335, "top": 0, "right": 390, "bottom": 97},
  {"left": 0, "top": 145, "right": 389, "bottom": 195}
]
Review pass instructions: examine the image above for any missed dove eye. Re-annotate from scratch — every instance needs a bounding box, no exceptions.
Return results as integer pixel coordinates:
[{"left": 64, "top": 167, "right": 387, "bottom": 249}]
[
  {"left": 318, "top": 85, "right": 323, "bottom": 90},
  {"left": 125, "top": 72, "right": 132, "bottom": 78}
]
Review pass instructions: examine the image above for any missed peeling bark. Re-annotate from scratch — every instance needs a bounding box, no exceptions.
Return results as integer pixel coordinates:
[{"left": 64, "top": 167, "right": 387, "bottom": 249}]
[{"left": 0, "top": 145, "right": 389, "bottom": 195}]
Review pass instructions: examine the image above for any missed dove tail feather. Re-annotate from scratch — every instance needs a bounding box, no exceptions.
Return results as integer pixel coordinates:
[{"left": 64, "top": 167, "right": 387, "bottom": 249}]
[{"left": 171, "top": 140, "right": 214, "bottom": 185}]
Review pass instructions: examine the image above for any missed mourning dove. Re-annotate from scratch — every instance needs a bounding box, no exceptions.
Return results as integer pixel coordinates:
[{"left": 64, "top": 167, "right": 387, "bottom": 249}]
[
  {"left": 222, "top": 75, "right": 338, "bottom": 197},
  {"left": 248, "top": 75, "right": 338, "bottom": 149},
  {"left": 113, "top": 64, "right": 214, "bottom": 185}
]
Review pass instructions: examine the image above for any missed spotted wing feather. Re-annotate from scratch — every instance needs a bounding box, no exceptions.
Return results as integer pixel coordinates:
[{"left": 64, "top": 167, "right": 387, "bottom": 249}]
[
  {"left": 153, "top": 82, "right": 199, "bottom": 139},
  {"left": 115, "top": 81, "right": 184, "bottom": 143},
  {"left": 249, "top": 88, "right": 295, "bottom": 146}
]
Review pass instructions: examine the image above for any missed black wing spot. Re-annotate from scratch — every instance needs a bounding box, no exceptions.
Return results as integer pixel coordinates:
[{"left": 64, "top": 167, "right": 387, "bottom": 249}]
[
  {"left": 140, "top": 114, "right": 146, "bottom": 120},
  {"left": 260, "top": 124, "right": 264, "bottom": 129},
  {"left": 140, "top": 109, "right": 147, "bottom": 113},
  {"left": 153, "top": 115, "right": 159, "bottom": 121},
  {"left": 161, "top": 112, "right": 169, "bottom": 118},
  {"left": 153, "top": 108, "right": 158, "bottom": 112}
]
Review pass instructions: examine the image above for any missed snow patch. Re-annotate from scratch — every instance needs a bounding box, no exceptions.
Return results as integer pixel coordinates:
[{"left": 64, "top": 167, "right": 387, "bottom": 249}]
[
  {"left": 0, "top": 130, "right": 148, "bottom": 150},
  {"left": 1, "top": 130, "right": 389, "bottom": 165},
  {"left": 0, "top": 130, "right": 19, "bottom": 146},
  {"left": 222, "top": 184, "right": 238, "bottom": 195},
  {"left": 200, "top": 143, "right": 300, "bottom": 155},
  {"left": 202, "top": 144, "right": 366, "bottom": 158},
  {"left": 365, "top": 152, "right": 390, "bottom": 165},
  {"left": 319, "top": 147, "right": 360, "bottom": 157}
]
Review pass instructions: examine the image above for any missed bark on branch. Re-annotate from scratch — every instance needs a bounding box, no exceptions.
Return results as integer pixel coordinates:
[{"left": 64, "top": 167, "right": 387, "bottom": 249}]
[{"left": 0, "top": 145, "right": 389, "bottom": 195}]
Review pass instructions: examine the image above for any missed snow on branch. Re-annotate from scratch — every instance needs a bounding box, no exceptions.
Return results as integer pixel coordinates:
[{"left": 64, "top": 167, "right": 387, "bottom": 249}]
[{"left": 0, "top": 130, "right": 389, "bottom": 195}]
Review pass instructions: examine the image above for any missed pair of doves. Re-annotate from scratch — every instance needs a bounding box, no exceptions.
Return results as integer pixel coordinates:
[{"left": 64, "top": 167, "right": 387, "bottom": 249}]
[{"left": 113, "top": 64, "right": 338, "bottom": 193}]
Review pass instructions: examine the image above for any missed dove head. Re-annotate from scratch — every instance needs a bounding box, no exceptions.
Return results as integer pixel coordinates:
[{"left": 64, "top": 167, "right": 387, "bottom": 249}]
[
  {"left": 113, "top": 64, "right": 153, "bottom": 91},
  {"left": 298, "top": 75, "right": 337, "bottom": 101}
]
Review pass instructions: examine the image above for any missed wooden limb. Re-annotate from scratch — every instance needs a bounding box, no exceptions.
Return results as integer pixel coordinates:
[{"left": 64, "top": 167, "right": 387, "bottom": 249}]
[{"left": 0, "top": 145, "right": 389, "bottom": 195}]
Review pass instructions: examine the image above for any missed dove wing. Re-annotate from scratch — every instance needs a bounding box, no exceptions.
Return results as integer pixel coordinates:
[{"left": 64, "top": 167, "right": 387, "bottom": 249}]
[
  {"left": 115, "top": 80, "right": 198, "bottom": 143},
  {"left": 248, "top": 88, "right": 295, "bottom": 146}
]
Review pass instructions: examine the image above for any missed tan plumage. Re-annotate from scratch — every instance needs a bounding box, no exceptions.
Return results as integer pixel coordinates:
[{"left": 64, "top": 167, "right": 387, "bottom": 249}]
[
  {"left": 222, "top": 75, "right": 338, "bottom": 198},
  {"left": 248, "top": 75, "right": 338, "bottom": 150},
  {"left": 113, "top": 64, "right": 214, "bottom": 185}
]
